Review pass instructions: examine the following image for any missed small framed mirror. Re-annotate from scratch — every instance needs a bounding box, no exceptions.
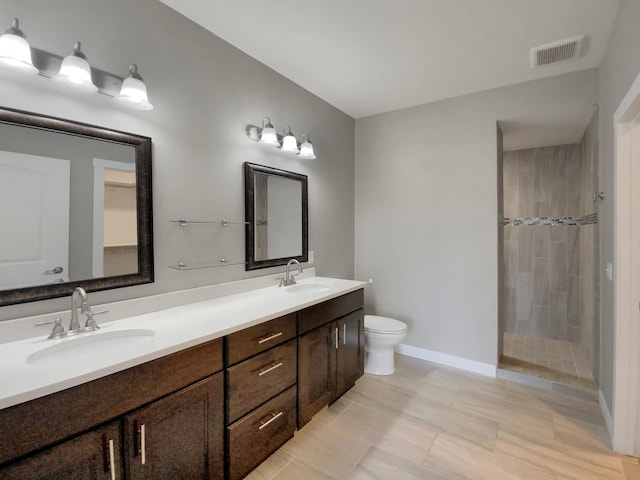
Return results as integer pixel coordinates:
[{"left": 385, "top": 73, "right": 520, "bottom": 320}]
[
  {"left": 244, "top": 162, "right": 308, "bottom": 270},
  {"left": 0, "top": 106, "right": 153, "bottom": 306}
]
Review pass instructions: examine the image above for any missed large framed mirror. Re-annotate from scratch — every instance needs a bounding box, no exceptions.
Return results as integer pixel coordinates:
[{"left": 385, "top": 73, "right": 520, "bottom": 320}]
[
  {"left": 0, "top": 107, "right": 153, "bottom": 306},
  {"left": 244, "top": 162, "right": 308, "bottom": 270}
]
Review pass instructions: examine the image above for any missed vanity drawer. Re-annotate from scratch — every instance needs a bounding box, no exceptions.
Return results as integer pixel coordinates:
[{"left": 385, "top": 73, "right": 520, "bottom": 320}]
[
  {"left": 225, "top": 312, "right": 297, "bottom": 366},
  {"left": 226, "top": 339, "right": 297, "bottom": 423},
  {"left": 227, "top": 385, "right": 297, "bottom": 480},
  {"left": 298, "top": 289, "right": 364, "bottom": 335}
]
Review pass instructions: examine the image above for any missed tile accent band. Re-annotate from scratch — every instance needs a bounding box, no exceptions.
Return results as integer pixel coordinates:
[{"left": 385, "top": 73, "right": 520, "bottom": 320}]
[{"left": 503, "top": 212, "right": 598, "bottom": 226}]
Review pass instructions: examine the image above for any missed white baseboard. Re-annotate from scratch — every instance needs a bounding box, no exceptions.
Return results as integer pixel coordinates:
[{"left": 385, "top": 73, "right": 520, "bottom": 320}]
[
  {"left": 599, "top": 389, "right": 614, "bottom": 441},
  {"left": 396, "top": 343, "right": 497, "bottom": 377}
]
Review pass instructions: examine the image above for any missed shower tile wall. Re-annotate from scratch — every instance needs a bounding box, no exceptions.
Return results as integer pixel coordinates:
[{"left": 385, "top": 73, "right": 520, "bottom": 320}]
[
  {"left": 503, "top": 145, "right": 585, "bottom": 343},
  {"left": 579, "top": 113, "right": 599, "bottom": 381}
]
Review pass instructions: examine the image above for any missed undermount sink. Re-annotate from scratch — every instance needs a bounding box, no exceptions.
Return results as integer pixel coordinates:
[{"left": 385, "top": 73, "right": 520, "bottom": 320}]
[
  {"left": 27, "top": 328, "right": 155, "bottom": 366},
  {"left": 286, "top": 283, "right": 331, "bottom": 294}
]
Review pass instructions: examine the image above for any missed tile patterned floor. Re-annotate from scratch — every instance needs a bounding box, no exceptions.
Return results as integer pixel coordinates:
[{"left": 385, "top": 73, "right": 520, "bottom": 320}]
[
  {"left": 500, "top": 332, "right": 598, "bottom": 391},
  {"left": 245, "top": 354, "right": 639, "bottom": 480}
]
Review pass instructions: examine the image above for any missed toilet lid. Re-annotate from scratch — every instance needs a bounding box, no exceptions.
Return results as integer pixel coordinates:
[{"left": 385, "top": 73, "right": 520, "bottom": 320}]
[{"left": 364, "top": 315, "right": 407, "bottom": 334}]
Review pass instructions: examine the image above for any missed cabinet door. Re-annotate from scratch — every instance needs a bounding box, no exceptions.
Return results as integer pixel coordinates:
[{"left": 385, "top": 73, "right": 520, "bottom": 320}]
[
  {"left": 1, "top": 421, "right": 122, "bottom": 480},
  {"left": 297, "top": 323, "right": 336, "bottom": 428},
  {"left": 124, "top": 373, "right": 224, "bottom": 480},
  {"left": 336, "top": 309, "right": 364, "bottom": 398}
]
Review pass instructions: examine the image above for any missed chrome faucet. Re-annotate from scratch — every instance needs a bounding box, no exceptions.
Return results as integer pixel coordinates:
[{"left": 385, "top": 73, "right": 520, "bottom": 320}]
[
  {"left": 69, "top": 286, "right": 90, "bottom": 334},
  {"left": 36, "top": 286, "right": 107, "bottom": 339},
  {"left": 280, "top": 259, "right": 303, "bottom": 287}
]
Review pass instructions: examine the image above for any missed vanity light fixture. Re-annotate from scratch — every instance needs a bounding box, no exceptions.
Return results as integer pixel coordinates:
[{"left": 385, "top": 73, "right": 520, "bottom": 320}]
[
  {"left": 281, "top": 126, "right": 300, "bottom": 153},
  {"left": 114, "top": 64, "right": 153, "bottom": 110},
  {"left": 258, "top": 117, "right": 280, "bottom": 146},
  {"left": 298, "top": 135, "right": 316, "bottom": 159},
  {"left": 0, "top": 17, "right": 154, "bottom": 111},
  {"left": 52, "top": 42, "right": 98, "bottom": 93},
  {"left": 0, "top": 18, "right": 38, "bottom": 75},
  {"left": 246, "top": 117, "right": 317, "bottom": 159}
]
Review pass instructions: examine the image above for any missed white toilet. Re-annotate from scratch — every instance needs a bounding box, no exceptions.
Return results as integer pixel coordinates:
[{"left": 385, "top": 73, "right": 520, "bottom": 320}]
[{"left": 364, "top": 315, "right": 407, "bottom": 375}]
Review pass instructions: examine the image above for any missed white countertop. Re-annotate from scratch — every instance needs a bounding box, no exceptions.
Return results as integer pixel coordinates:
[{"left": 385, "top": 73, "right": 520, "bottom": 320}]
[{"left": 0, "top": 276, "right": 366, "bottom": 410}]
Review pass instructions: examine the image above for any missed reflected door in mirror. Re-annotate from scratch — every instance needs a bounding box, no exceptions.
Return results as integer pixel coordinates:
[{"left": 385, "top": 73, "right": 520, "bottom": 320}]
[
  {"left": 0, "top": 151, "right": 70, "bottom": 288},
  {"left": 92, "top": 161, "right": 138, "bottom": 278},
  {"left": 103, "top": 169, "right": 138, "bottom": 277}
]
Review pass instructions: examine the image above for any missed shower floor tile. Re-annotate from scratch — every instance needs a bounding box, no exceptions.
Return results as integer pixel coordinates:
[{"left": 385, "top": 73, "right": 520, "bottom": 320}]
[{"left": 500, "top": 332, "right": 597, "bottom": 391}]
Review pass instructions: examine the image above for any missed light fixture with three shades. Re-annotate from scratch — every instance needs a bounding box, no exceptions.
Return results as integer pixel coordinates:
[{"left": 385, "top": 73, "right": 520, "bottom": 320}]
[
  {"left": 0, "top": 18, "right": 153, "bottom": 111},
  {"left": 247, "top": 117, "right": 316, "bottom": 159}
]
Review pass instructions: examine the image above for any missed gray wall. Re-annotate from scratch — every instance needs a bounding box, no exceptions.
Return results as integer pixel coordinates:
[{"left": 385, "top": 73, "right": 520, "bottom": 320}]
[
  {"left": 355, "top": 69, "right": 597, "bottom": 367},
  {"left": 597, "top": 0, "right": 640, "bottom": 412},
  {"left": 0, "top": 0, "right": 355, "bottom": 321}
]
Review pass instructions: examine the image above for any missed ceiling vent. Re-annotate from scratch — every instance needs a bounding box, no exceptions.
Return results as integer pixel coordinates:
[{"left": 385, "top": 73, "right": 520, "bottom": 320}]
[{"left": 530, "top": 35, "right": 585, "bottom": 68}]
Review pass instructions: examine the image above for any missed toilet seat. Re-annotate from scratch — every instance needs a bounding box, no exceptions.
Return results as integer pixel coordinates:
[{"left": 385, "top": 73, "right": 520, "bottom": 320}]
[{"left": 364, "top": 315, "right": 407, "bottom": 334}]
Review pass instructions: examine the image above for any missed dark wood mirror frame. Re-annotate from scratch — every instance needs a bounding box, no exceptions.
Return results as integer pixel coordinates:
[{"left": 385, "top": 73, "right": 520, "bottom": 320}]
[
  {"left": 244, "top": 162, "right": 308, "bottom": 270},
  {"left": 0, "top": 106, "right": 154, "bottom": 306}
]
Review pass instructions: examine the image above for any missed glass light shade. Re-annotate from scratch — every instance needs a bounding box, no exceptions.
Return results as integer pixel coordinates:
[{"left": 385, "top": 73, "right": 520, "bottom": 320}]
[
  {"left": 0, "top": 27, "right": 37, "bottom": 75},
  {"left": 114, "top": 76, "right": 153, "bottom": 110},
  {"left": 281, "top": 132, "right": 299, "bottom": 153},
  {"left": 299, "top": 138, "right": 316, "bottom": 159},
  {"left": 259, "top": 125, "right": 279, "bottom": 146},
  {"left": 52, "top": 50, "right": 98, "bottom": 93}
]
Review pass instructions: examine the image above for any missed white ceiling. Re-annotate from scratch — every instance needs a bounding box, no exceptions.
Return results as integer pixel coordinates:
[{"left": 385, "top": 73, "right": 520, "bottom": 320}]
[{"left": 158, "top": 0, "right": 619, "bottom": 147}]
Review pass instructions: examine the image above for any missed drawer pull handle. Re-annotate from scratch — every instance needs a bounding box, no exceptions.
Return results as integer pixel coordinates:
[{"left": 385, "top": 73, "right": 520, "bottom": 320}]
[
  {"left": 258, "top": 361, "right": 283, "bottom": 376},
  {"left": 258, "top": 411, "right": 284, "bottom": 430},
  {"left": 335, "top": 327, "right": 339, "bottom": 350},
  {"left": 343, "top": 323, "right": 347, "bottom": 345},
  {"left": 140, "top": 423, "right": 146, "bottom": 465},
  {"left": 108, "top": 439, "right": 116, "bottom": 480},
  {"left": 258, "top": 331, "right": 283, "bottom": 344}
]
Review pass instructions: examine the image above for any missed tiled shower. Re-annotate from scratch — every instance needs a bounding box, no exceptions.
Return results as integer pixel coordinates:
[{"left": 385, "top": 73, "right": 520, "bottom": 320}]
[{"left": 499, "top": 114, "right": 599, "bottom": 389}]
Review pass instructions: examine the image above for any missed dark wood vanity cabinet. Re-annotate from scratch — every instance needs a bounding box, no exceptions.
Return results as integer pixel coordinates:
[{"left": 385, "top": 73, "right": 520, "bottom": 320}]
[
  {"left": 224, "top": 314, "right": 298, "bottom": 480},
  {"left": 0, "top": 289, "right": 365, "bottom": 480},
  {"left": 224, "top": 290, "right": 365, "bottom": 478},
  {"left": 297, "top": 290, "right": 365, "bottom": 428},
  {"left": 3, "top": 375, "right": 225, "bottom": 480},
  {"left": 1, "top": 421, "right": 123, "bottom": 480},
  {"left": 0, "top": 338, "right": 224, "bottom": 480}
]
